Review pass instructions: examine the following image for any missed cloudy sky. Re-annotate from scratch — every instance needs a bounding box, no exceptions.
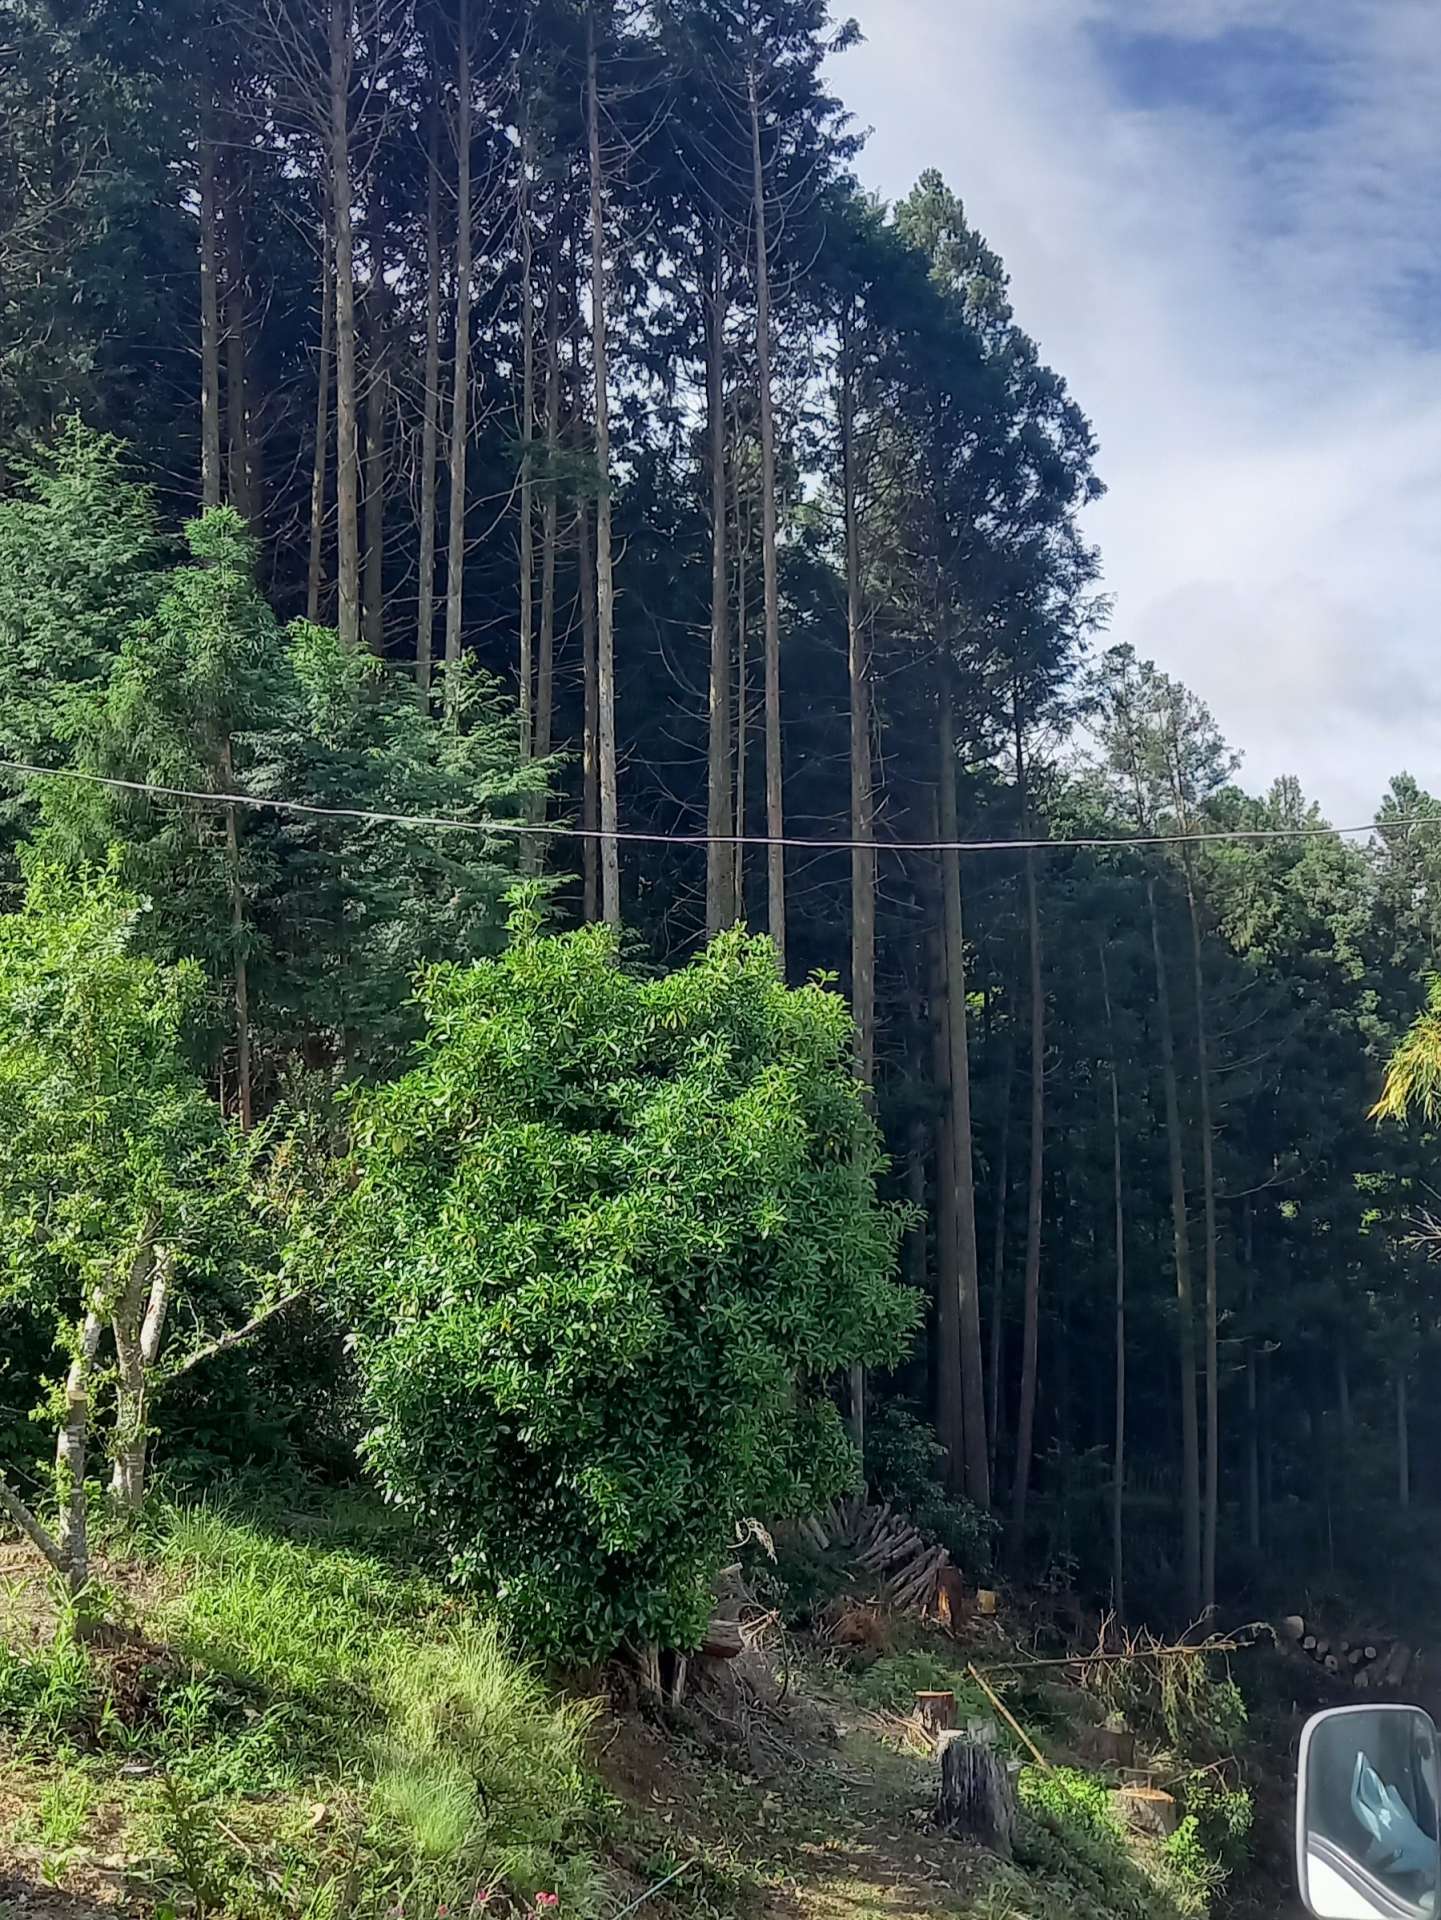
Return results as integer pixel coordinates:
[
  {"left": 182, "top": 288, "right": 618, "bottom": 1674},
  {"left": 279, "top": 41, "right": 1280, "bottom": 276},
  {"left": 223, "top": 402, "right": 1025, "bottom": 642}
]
[{"left": 839, "top": 0, "right": 1441, "bottom": 825}]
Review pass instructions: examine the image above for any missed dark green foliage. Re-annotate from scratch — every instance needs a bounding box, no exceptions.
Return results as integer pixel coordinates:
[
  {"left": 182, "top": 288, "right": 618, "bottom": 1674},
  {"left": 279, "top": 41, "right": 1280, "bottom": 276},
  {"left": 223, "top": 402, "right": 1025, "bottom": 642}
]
[
  {"left": 864, "top": 1403, "right": 997, "bottom": 1576},
  {"left": 325, "top": 920, "right": 915, "bottom": 1659}
]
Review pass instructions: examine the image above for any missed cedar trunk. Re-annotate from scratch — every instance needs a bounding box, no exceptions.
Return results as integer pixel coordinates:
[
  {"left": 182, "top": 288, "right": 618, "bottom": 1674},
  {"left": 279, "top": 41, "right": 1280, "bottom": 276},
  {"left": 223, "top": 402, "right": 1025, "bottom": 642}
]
[
  {"left": 199, "top": 99, "right": 223, "bottom": 510},
  {"left": 1009, "top": 843, "right": 1044, "bottom": 1548},
  {"left": 306, "top": 210, "right": 333, "bottom": 625},
  {"left": 1182, "top": 863, "right": 1219, "bottom": 1618},
  {"left": 443, "top": 0, "right": 473, "bottom": 699},
  {"left": 362, "top": 200, "right": 388, "bottom": 654},
  {"left": 329, "top": 0, "right": 360, "bottom": 651},
  {"left": 1149, "top": 878, "right": 1201, "bottom": 1619},
  {"left": 748, "top": 63, "right": 785, "bottom": 969},
  {"left": 587, "top": 11, "right": 620, "bottom": 926},
  {"left": 842, "top": 302, "right": 873, "bottom": 1453},
  {"left": 1100, "top": 943, "right": 1126, "bottom": 1623},
  {"left": 704, "top": 225, "right": 733, "bottom": 935},
  {"left": 415, "top": 80, "right": 442, "bottom": 690},
  {"left": 518, "top": 124, "right": 536, "bottom": 758},
  {"left": 937, "top": 688, "right": 991, "bottom": 1510}
]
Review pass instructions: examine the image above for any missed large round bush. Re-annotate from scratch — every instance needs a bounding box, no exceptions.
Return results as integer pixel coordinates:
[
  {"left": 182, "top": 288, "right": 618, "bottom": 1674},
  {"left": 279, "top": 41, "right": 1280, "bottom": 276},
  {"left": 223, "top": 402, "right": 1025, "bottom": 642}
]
[{"left": 330, "top": 922, "right": 915, "bottom": 1660}]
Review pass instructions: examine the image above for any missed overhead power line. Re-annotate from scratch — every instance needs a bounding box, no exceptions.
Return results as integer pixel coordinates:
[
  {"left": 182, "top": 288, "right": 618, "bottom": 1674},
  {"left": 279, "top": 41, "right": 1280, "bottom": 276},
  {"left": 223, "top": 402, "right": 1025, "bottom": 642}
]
[{"left": 1, "top": 759, "right": 1435, "bottom": 858}]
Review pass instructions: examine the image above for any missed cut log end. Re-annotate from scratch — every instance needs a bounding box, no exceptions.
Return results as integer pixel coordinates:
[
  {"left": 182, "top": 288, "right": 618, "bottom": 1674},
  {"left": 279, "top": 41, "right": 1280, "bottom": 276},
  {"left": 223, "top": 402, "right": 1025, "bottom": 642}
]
[
  {"left": 1113, "top": 1786, "right": 1179, "bottom": 1839},
  {"left": 915, "top": 1690, "right": 956, "bottom": 1735}
]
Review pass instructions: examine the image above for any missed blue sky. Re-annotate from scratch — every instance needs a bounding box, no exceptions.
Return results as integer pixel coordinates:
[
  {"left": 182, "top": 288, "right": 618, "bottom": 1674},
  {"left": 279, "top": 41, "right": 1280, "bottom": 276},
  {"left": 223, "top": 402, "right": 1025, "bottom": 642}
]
[{"left": 839, "top": 0, "right": 1441, "bottom": 825}]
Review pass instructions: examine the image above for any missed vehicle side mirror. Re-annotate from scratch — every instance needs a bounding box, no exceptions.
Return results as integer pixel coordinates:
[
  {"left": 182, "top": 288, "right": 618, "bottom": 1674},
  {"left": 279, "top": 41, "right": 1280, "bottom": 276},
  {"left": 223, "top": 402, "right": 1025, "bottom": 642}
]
[{"left": 1298, "top": 1705, "right": 1441, "bottom": 1917}]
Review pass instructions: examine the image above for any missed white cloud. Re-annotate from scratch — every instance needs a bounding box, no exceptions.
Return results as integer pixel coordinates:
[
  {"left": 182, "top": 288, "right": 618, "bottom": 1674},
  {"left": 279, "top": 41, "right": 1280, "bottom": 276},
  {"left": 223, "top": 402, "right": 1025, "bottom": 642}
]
[{"left": 838, "top": 0, "right": 1441, "bottom": 824}]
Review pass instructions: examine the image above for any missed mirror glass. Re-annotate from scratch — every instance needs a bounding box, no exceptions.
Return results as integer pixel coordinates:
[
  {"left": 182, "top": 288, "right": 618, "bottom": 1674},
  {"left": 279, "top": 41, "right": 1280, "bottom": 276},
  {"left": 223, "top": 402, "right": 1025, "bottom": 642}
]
[{"left": 1300, "top": 1706, "right": 1441, "bottom": 1917}]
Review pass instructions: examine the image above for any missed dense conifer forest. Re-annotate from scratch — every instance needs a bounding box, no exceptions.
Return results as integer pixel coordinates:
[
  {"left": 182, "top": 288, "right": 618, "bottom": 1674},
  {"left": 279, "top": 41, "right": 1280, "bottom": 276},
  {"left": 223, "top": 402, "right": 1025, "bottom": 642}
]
[{"left": 3, "top": 0, "right": 1441, "bottom": 1738}]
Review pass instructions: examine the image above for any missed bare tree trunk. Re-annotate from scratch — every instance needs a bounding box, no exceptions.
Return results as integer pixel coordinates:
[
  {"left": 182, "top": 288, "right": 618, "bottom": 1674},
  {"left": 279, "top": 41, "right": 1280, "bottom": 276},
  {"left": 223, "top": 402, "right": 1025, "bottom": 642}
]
[
  {"left": 221, "top": 146, "right": 255, "bottom": 527},
  {"left": 55, "top": 1303, "right": 103, "bottom": 1593},
  {"left": 199, "top": 98, "right": 223, "bottom": 511},
  {"left": 1010, "top": 844, "right": 1045, "bottom": 1548},
  {"left": 415, "top": 78, "right": 442, "bottom": 691},
  {"left": 747, "top": 62, "right": 785, "bottom": 970},
  {"left": 443, "top": 0, "right": 473, "bottom": 702},
  {"left": 843, "top": 303, "right": 873, "bottom": 1454},
  {"left": 931, "top": 926, "right": 963, "bottom": 1488},
  {"left": 220, "top": 736, "right": 252, "bottom": 1131},
  {"left": 588, "top": 9, "right": 620, "bottom": 927},
  {"left": 579, "top": 500, "right": 599, "bottom": 921},
  {"left": 109, "top": 1244, "right": 172, "bottom": 1513},
  {"left": 843, "top": 303, "right": 874, "bottom": 1087},
  {"left": 569, "top": 310, "right": 599, "bottom": 921},
  {"left": 733, "top": 446, "right": 749, "bottom": 919},
  {"left": 536, "top": 233, "right": 561, "bottom": 768},
  {"left": 705, "top": 224, "right": 733, "bottom": 937},
  {"left": 1100, "top": 943, "right": 1126, "bottom": 1624},
  {"left": 307, "top": 212, "right": 333, "bottom": 624},
  {"left": 1149, "top": 877, "right": 1201, "bottom": 1620},
  {"left": 938, "top": 687, "right": 990, "bottom": 1511},
  {"left": 1397, "top": 1366, "right": 1410, "bottom": 1510},
  {"left": 362, "top": 197, "right": 388, "bottom": 654},
  {"left": 1244, "top": 1224, "right": 1260, "bottom": 1554},
  {"left": 517, "top": 122, "right": 536, "bottom": 757},
  {"left": 1181, "top": 861, "right": 1219, "bottom": 1618},
  {"left": 329, "top": 0, "right": 360, "bottom": 650},
  {"left": 987, "top": 1056, "right": 1012, "bottom": 1489}
]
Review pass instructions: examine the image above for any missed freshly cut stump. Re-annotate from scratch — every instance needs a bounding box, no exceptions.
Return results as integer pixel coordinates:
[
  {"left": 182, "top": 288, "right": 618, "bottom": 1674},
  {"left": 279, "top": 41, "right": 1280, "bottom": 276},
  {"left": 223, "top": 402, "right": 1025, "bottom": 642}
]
[
  {"left": 915, "top": 1690, "right": 956, "bottom": 1735},
  {"left": 1113, "top": 1785, "right": 1178, "bottom": 1838},
  {"left": 936, "top": 1732, "right": 1015, "bottom": 1859}
]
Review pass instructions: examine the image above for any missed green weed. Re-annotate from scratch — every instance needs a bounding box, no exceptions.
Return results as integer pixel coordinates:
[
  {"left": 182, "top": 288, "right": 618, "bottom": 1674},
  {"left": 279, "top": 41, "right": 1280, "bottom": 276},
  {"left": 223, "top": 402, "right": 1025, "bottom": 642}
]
[
  {"left": 848, "top": 1648, "right": 982, "bottom": 1717},
  {"left": 0, "top": 1614, "right": 99, "bottom": 1746},
  {"left": 24, "top": 1764, "right": 92, "bottom": 1850}
]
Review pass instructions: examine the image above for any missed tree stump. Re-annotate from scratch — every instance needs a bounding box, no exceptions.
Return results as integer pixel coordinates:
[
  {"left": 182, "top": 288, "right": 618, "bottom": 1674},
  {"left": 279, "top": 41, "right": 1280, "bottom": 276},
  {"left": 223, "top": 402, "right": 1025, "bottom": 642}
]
[
  {"left": 1113, "top": 1785, "right": 1178, "bottom": 1838},
  {"left": 936, "top": 1732, "right": 1015, "bottom": 1859},
  {"left": 915, "top": 1690, "right": 956, "bottom": 1735}
]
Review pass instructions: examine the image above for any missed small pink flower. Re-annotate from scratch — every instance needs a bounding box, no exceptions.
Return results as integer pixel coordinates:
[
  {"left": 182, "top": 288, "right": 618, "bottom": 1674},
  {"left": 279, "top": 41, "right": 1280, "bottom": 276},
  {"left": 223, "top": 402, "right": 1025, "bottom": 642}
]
[
  {"left": 535, "top": 1896, "right": 559, "bottom": 1911},
  {"left": 438, "top": 1907, "right": 450, "bottom": 1916}
]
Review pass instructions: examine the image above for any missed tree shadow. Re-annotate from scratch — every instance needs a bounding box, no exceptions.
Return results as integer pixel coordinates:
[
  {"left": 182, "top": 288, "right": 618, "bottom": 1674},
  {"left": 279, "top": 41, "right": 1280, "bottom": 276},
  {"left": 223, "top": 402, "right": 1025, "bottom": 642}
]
[{"left": 0, "top": 1868, "right": 130, "bottom": 1920}]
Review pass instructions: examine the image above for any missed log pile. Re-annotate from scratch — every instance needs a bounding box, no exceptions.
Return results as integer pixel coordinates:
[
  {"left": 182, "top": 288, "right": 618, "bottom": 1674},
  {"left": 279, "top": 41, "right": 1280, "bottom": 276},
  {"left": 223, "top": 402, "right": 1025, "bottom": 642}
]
[
  {"left": 1277, "top": 1615, "right": 1414, "bottom": 1693},
  {"left": 797, "top": 1499, "right": 956, "bottom": 1616}
]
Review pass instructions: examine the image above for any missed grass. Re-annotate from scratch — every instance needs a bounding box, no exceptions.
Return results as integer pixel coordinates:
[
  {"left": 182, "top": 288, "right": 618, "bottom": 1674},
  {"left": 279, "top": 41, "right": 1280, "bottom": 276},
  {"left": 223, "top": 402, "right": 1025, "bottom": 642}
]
[{"left": 0, "top": 1501, "right": 610, "bottom": 1917}]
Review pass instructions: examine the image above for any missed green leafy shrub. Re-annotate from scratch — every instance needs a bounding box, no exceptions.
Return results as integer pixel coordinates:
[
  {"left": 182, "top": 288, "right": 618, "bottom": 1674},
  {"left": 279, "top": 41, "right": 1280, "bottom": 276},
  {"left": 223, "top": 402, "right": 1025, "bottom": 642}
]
[
  {"left": 324, "top": 922, "right": 915, "bottom": 1661},
  {"left": 1175, "top": 1767, "right": 1252, "bottom": 1873},
  {"left": 1160, "top": 1815, "right": 1228, "bottom": 1915},
  {"left": 864, "top": 1403, "right": 996, "bottom": 1576}
]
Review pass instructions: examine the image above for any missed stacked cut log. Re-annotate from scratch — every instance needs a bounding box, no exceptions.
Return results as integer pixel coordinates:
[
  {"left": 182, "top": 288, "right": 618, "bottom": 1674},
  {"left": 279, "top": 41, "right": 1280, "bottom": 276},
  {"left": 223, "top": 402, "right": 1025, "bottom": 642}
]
[
  {"left": 1277, "top": 1616, "right": 1413, "bottom": 1693},
  {"left": 793, "top": 1500, "right": 956, "bottom": 1616}
]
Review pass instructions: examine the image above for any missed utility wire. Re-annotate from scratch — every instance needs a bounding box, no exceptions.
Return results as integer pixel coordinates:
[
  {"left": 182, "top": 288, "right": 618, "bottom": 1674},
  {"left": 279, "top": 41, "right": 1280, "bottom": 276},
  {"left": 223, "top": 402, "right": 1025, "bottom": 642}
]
[{"left": 1, "top": 759, "right": 1434, "bottom": 858}]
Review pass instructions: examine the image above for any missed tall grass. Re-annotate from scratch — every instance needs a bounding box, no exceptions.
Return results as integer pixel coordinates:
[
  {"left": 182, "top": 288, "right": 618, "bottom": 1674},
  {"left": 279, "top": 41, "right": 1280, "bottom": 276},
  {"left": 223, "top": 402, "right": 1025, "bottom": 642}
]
[{"left": 374, "top": 1623, "right": 602, "bottom": 1900}]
